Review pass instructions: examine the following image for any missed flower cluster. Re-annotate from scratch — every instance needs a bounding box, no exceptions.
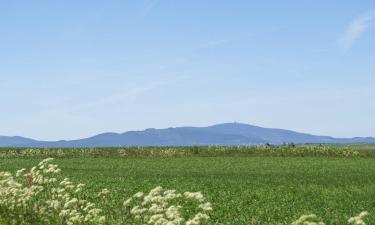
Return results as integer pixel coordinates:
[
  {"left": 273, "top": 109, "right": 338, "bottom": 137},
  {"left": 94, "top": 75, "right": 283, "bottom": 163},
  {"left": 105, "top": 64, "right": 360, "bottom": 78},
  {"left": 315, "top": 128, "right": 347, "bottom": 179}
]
[
  {"left": 125, "top": 186, "right": 212, "bottom": 225},
  {"left": 291, "top": 214, "right": 325, "bottom": 225},
  {"left": 98, "top": 188, "right": 110, "bottom": 198},
  {"left": 1, "top": 159, "right": 213, "bottom": 225},
  {"left": 0, "top": 158, "right": 105, "bottom": 225},
  {"left": 291, "top": 212, "right": 371, "bottom": 225},
  {"left": 348, "top": 211, "right": 369, "bottom": 225}
]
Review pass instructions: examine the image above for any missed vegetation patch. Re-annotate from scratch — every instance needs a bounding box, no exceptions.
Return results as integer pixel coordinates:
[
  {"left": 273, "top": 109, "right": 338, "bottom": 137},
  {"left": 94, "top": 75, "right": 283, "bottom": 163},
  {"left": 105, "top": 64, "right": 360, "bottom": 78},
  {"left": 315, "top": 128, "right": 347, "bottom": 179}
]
[{"left": 1, "top": 146, "right": 375, "bottom": 224}]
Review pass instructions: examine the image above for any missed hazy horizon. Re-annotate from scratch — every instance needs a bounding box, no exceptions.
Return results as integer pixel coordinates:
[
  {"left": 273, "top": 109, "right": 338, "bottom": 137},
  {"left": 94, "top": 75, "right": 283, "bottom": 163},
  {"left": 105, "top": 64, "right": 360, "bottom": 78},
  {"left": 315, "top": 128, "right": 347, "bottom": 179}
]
[{"left": 1, "top": 1, "right": 375, "bottom": 140}]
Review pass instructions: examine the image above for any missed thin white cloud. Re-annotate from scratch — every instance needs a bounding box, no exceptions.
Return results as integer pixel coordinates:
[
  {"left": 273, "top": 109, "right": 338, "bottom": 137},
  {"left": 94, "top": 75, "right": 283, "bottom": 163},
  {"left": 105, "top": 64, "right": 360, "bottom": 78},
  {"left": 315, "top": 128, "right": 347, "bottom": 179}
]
[
  {"left": 72, "top": 76, "right": 188, "bottom": 111},
  {"left": 181, "top": 28, "right": 282, "bottom": 52},
  {"left": 339, "top": 11, "right": 375, "bottom": 51},
  {"left": 181, "top": 36, "right": 248, "bottom": 52},
  {"left": 139, "top": 0, "right": 161, "bottom": 18}
]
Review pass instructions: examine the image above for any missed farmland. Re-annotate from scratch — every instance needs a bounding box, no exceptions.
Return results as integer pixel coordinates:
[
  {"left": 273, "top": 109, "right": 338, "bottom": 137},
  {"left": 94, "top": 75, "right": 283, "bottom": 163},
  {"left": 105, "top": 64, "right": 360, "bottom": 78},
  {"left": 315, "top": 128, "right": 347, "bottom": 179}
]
[{"left": 1, "top": 145, "right": 375, "bottom": 224}]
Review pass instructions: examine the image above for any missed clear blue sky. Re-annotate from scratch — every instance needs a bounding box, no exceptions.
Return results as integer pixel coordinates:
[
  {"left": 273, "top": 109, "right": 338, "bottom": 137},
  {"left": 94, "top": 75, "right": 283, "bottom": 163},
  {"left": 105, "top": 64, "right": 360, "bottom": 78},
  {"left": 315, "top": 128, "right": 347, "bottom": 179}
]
[{"left": 1, "top": 1, "right": 375, "bottom": 140}]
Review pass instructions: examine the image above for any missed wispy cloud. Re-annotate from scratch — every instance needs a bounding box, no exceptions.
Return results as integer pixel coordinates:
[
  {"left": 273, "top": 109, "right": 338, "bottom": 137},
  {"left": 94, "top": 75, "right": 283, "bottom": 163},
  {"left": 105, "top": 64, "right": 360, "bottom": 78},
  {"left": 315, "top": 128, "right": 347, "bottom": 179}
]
[
  {"left": 139, "top": 0, "right": 161, "bottom": 18},
  {"left": 83, "top": 82, "right": 163, "bottom": 107},
  {"left": 72, "top": 76, "right": 188, "bottom": 111},
  {"left": 181, "top": 36, "right": 250, "bottom": 52},
  {"left": 181, "top": 28, "right": 281, "bottom": 52},
  {"left": 339, "top": 11, "right": 375, "bottom": 51}
]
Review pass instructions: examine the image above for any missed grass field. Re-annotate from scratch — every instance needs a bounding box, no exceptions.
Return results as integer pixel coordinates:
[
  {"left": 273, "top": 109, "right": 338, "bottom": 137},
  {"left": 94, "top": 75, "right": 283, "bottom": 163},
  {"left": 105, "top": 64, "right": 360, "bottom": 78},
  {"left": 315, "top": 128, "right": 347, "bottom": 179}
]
[{"left": 1, "top": 146, "right": 375, "bottom": 224}]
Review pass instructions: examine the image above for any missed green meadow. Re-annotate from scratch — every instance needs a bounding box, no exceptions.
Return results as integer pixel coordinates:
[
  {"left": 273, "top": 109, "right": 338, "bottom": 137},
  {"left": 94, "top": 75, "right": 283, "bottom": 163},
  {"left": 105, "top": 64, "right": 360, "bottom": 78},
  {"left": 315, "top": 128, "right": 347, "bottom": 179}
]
[{"left": 1, "top": 145, "right": 375, "bottom": 224}]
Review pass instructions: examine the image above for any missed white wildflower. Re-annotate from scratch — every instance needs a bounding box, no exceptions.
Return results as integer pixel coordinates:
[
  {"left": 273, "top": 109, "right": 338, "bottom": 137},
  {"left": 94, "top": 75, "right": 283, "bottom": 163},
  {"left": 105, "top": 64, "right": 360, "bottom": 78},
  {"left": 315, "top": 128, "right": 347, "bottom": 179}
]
[
  {"left": 184, "top": 192, "right": 205, "bottom": 202},
  {"left": 186, "top": 213, "right": 210, "bottom": 225},
  {"left": 291, "top": 214, "right": 325, "bottom": 225},
  {"left": 199, "top": 202, "right": 212, "bottom": 211},
  {"left": 15, "top": 168, "right": 26, "bottom": 177},
  {"left": 127, "top": 187, "right": 212, "bottom": 225},
  {"left": 0, "top": 158, "right": 105, "bottom": 225},
  {"left": 123, "top": 198, "right": 132, "bottom": 207},
  {"left": 348, "top": 211, "right": 369, "bottom": 225},
  {"left": 98, "top": 188, "right": 110, "bottom": 197},
  {"left": 133, "top": 192, "right": 144, "bottom": 198}
]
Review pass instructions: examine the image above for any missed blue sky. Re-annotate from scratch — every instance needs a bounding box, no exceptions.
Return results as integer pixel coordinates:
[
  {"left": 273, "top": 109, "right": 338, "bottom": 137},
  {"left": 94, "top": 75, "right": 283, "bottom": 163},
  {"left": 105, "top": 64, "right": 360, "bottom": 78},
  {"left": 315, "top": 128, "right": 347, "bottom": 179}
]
[{"left": 1, "top": 1, "right": 375, "bottom": 140}]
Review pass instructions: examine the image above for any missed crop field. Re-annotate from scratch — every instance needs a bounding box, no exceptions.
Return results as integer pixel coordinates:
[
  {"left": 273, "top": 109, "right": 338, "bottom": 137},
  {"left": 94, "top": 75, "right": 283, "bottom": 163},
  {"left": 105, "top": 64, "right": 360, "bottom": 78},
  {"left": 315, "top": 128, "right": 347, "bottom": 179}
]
[{"left": 1, "top": 145, "right": 375, "bottom": 224}]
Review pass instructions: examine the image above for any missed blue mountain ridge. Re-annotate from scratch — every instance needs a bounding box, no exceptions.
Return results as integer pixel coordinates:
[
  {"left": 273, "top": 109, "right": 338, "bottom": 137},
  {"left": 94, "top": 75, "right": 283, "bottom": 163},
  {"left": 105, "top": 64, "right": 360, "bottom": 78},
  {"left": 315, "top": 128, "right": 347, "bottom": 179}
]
[{"left": 1, "top": 123, "right": 374, "bottom": 147}]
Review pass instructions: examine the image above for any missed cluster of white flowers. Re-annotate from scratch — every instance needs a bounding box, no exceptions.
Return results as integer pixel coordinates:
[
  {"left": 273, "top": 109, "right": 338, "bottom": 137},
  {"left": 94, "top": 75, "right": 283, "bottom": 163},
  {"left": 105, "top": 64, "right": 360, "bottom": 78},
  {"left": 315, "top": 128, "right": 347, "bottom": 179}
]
[
  {"left": 48, "top": 177, "right": 105, "bottom": 225},
  {"left": 348, "top": 211, "right": 369, "bottom": 225},
  {"left": 1, "top": 158, "right": 213, "bottom": 225},
  {"left": 291, "top": 214, "right": 325, "bottom": 225},
  {"left": 98, "top": 188, "right": 110, "bottom": 198},
  {"left": 292, "top": 212, "right": 370, "bottom": 225},
  {"left": 0, "top": 158, "right": 105, "bottom": 225},
  {"left": 125, "top": 186, "right": 212, "bottom": 225}
]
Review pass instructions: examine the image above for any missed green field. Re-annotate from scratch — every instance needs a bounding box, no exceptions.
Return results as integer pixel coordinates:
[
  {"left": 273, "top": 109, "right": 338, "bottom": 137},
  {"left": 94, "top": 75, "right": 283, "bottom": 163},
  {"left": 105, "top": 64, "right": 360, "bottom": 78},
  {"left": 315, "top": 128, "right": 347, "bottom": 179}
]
[{"left": 1, "top": 146, "right": 375, "bottom": 224}]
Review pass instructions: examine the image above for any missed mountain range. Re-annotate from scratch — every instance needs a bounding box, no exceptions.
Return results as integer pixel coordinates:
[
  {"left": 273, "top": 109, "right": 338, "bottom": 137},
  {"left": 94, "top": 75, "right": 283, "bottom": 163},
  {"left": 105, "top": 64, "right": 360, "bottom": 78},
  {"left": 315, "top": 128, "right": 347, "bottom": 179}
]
[{"left": 1, "top": 123, "right": 375, "bottom": 147}]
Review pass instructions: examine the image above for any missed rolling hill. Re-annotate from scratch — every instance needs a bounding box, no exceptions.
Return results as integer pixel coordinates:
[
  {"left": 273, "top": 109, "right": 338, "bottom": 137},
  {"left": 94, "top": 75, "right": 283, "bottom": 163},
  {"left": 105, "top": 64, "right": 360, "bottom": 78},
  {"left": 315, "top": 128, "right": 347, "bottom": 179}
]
[{"left": 1, "top": 123, "right": 375, "bottom": 147}]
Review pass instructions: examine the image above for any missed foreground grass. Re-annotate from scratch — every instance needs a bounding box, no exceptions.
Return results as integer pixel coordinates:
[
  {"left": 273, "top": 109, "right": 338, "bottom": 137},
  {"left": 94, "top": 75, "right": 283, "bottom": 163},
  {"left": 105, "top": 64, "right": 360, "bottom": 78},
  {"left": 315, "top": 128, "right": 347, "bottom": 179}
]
[{"left": 1, "top": 156, "right": 374, "bottom": 224}]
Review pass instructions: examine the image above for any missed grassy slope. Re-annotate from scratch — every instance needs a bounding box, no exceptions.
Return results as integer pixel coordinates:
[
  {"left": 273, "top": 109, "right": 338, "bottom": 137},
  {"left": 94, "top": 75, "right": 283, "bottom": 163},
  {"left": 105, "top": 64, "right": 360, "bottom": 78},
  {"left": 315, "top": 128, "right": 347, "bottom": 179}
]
[{"left": 1, "top": 157, "right": 375, "bottom": 224}]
